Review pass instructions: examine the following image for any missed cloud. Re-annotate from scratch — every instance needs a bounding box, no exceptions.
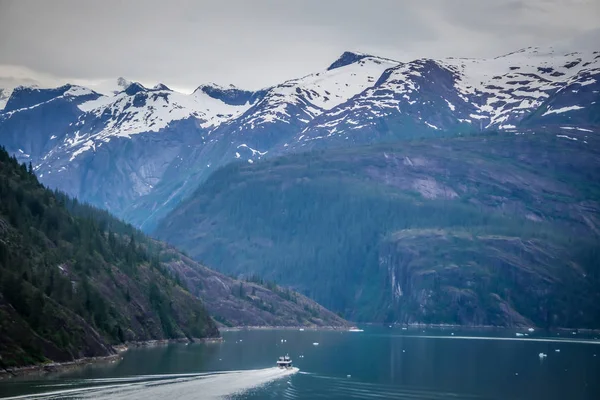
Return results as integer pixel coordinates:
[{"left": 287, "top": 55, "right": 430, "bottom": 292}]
[{"left": 0, "top": 0, "right": 598, "bottom": 91}]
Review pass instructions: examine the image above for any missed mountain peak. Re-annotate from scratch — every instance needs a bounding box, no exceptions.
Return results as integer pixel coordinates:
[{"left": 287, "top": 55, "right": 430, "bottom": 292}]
[
  {"left": 327, "top": 51, "right": 372, "bottom": 70},
  {"left": 152, "top": 83, "right": 171, "bottom": 91},
  {"left": 194, "top": 83, "right": 262, "bottom": 106},
  {"left": 194, "top": 82, "right": 237, "bottom": 93},
  {"left": 124, "top": 82, "right": 147, "bottom": 96}
]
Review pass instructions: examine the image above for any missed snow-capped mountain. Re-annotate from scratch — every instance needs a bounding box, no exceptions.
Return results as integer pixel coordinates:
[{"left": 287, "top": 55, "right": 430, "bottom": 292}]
[
  {"left": 292, "top": 48, "right": 600, "bottom": 148},
  {"left": 0, "top": 46, "right": 598, "bottom": 231}
]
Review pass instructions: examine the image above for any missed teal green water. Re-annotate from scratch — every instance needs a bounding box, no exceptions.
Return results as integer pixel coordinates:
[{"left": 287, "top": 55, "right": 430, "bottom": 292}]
[{"left": 1, "top": 327, "right": 599, "bottom": 399}]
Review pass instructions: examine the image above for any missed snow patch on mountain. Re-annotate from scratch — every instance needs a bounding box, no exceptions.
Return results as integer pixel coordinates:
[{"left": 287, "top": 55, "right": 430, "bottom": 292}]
[
  {"left": 560, "top": 126, "right": 593, "bottom": 132},
  {"left": 543, "top": 105, "right": 585, "bottom": 116},
  {"left": 556, "top": 134, "right": 578, "bottom": 141},
  {"left": 237, "top": 143, "right": 267, "bottom": 157},
  {"left": 64, "top": 85, "right": 96, "bottom": 97}
]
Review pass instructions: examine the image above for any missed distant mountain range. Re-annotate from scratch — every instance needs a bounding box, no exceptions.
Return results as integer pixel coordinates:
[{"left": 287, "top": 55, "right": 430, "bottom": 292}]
[{"left": 1, "top": 46, "right": 598, "bottom": 231}]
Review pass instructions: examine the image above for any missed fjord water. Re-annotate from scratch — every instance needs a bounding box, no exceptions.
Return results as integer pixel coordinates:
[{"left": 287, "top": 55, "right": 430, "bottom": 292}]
[{"left": 1, "top": 328, "right": 599, "bottom": 400}]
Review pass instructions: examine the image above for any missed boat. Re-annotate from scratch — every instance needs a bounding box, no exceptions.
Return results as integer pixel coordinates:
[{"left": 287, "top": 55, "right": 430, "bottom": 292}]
[{"left": 277, "top": 355, "right": 293, "bottom": 369}]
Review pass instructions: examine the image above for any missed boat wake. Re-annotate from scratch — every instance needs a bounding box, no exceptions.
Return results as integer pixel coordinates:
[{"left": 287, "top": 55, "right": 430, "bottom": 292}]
[{"left": 2, "top": 368, "right": 299, "bottom": 400}]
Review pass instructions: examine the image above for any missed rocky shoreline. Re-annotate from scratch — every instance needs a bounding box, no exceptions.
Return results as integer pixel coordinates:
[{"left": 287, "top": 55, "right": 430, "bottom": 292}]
[{"left": 0, "top": 336, "right": 223, "bottom": 380}]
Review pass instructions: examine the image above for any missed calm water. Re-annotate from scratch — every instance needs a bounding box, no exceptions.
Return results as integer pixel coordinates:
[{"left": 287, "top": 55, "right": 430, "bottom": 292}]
[{"left": 1, "top": 327, "right": 599, "bottom": 399}]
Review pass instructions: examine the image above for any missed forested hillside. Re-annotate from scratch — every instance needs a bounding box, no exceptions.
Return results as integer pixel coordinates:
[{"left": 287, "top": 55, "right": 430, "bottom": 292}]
[
  {"left": 0, "top": 146, "right": 218, "bottom": 368},
  {"left": 0, "top": 144, "right": 348, "bottom": 368},
  {"left": 157, "top": 130, "right": 600, "bottom": 328}
]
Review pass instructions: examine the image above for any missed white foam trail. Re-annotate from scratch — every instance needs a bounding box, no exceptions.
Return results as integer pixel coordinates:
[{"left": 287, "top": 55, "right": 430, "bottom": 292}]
[
  {"left": 399, "top": 335, "right": 600, "bottom": 345},
  {"left": 2, "top": 368, "right": 299, "bottom": 400}
]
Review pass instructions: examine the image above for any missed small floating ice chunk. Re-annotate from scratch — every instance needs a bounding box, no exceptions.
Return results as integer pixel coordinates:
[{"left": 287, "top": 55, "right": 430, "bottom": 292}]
[
  {"left": 402, "top": 350, "right": 406, "bottom": 353},
  {"left": 299, "top": 328, "right": 305, "bottom": 331},
  {"left": 515, "top": 373, "right": 519, "bottom": 376},
  {"left": 555, "top": 349, "right": 560, "bottom": 352},
  {"left": 313, "top": 342, "right": 319, "bottom": 346},
  {"left": 516, "top": 333, "right": 524, "bottom": 337},
  {"left": 402, "top": 327, "right": 407, "bottom": 330},
  {"left": 528, "top": 328, "right": 535, "bottom": 332},
  {"left": 347, "top": 374, "right": 351, "bottom": 378},
  {"left": 539, "top": 353, "right": 547, "bottom": 358},
  {"left": 451, "top": 333, "right": 454, "bottom": 336}
]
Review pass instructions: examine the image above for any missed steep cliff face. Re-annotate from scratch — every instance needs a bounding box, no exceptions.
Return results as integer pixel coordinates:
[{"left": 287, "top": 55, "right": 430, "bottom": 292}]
[{"left": 379, "top": 230, "right": 596, "bottom": 327}]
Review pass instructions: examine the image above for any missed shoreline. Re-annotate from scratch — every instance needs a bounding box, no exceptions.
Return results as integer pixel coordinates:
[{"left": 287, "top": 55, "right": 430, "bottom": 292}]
[
  {"left": 220, "top": 323, "right": 600, "bottom": 335},
  {"left": 219, "top": 325, "right": 349, "bottom": 332},
  {"left": 0, "top": 336, "right": 223, "bottom": 380},
  {"left": 0, "top": 353, "right": 122, "bottom": 380},
  {"left": 119, "top": 336, "right": 223, "bottom": 349}
]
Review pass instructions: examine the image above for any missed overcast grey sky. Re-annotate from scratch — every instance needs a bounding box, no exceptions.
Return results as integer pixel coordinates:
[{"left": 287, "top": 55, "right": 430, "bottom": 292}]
[{"left": 0, "top": 0, "right": 599, "bottom": 92}]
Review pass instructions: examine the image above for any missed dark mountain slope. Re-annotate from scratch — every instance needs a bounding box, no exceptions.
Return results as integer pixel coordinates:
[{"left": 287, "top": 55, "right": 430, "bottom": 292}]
[
  {"left": 0, "top": 145, "right": 347, "bottom": 367},
  {"left": 0, "top": 146, "right": 218, "bottom": 367},
  {"left": 156, "top": 131, "right": 600, "bottom": 327}
]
